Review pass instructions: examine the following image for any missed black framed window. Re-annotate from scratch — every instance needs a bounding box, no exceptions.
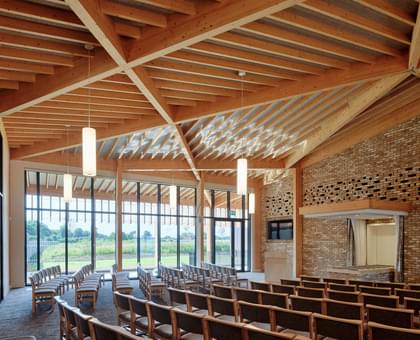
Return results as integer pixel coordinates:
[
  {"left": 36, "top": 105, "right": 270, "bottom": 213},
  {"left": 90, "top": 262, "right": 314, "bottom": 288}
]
[{"left": 267, "top": 220, "right": 293, "bottom": 240}]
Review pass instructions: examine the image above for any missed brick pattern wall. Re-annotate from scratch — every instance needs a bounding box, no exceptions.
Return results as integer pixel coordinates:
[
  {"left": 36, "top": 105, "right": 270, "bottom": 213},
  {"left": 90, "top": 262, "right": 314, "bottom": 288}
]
[
  {"left": 262, "top": 175, "right": 294, "bottom": 271},
  {"left": 302, "top": 116, "right": 420, "bottom": 282}
]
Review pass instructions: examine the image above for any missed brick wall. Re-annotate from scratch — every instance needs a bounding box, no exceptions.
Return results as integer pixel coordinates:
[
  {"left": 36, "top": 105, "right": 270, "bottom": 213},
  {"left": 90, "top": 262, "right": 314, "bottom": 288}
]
[
  {"left": 262, "top": 175, "right": 294, "bottom": 271},
  {"left": 302, "top": 116, "right": 420, "bottom": 282}
]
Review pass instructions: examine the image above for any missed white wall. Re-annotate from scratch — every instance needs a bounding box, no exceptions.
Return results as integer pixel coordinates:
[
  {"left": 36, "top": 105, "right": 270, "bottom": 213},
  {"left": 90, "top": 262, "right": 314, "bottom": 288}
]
[{"left": 0, "top": 121, "right": 10, "bottom": 296}]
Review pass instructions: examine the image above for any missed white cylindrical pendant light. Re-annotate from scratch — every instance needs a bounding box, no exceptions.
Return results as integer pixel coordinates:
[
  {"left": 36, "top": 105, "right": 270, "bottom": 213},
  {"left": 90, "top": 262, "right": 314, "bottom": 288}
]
[
  {"left": 82, "top": 127, "right": 96, "bottom": 177},
  {"left": 169, "top": 185, "right": 177, "bottom": 210},
  {"left": 237, "top": 158, "right": 248, "bottom": 195},
  {"left": 249, "top": 193, "right": 255, "bottom": 214},
  {"left": 63, "top": 173, "right": 73, "bottom": 203}
]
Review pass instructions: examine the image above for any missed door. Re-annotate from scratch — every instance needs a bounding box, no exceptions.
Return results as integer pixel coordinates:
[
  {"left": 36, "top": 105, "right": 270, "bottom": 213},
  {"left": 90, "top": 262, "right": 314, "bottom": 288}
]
[{"left": 213, "top": 219, "right": 246, "bottom": 271}]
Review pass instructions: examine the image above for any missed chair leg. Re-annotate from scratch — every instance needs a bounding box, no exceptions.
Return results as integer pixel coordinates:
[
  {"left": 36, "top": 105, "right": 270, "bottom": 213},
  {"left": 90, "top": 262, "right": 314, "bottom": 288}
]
[{"left": 32, "top": 298, "right": 36, "bottom": 315}]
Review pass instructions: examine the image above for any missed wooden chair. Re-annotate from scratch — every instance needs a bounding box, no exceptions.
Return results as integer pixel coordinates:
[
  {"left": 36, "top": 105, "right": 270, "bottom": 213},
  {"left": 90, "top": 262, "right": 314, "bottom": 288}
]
[
  {"left": 168, "top": 287, "right": 188, "bottom": 311},
  {"left": 238, "top": 301, "right": 274, "bottom": 331},
  {"left": 396, "top": 288, "right": 420, "bottom": 304},
  {"left": 203, "top": 316, "right": 244, "bottom": 340},
  {"left": 212, "top": 284, "right": 233, "bottom": 299},
  {"left": 30, "top": 274, "right": 56, "bottom": 315},
  {"left": 128, "top": 296, "right": 149, "bottom": 336},
  {"left": 260, "top": 291, "right": 288, "bottom": 309},
  {"left": 234, "top": 287, "right": 260, "bottom": 304},
  {"left": 405, "top": 297, "right": 420, "bottom": 316},
  {"left": 360, "top": 285, "right": 391, "bottom": 296},
  {"left": 250, "top": 281, "right": 271, "bottom": 292},
  {"left": 313, "top": 313, "right": 363, "bottom": 340},
  {"left": 271, "top": 306, "right": 313, "bottom": 339},
  {"left": 88, "top": 318, "right": 140, "bottom": 340},
  {"left": 301, "top": 281, "right": 327, "bottom": 290},
  {"left": 271, "top": 284, "right": 295, "bottom": 296},
  {"left": 112, "top": 273, "right": 133, "bottom": 296},
  {"left": 408, "top": 284, "right": 420, "bottom": 291},
  {"left": 290, "top": 295, "right": 324, "bottom": 313},
  {"left": 327, "top": 289, "right": 360, "bottom": 303},
  {"left": 73, "top": 308, "right": 93, "bottom": 340},
  {"left": 296, "top": 286, "right": 324, "bottom": 298},
  {"left": 375, "top": 281, "right": 405, "bottom": 294},
  {"left": 147, "top": 301, "right": 174, "bottom": 340},
  {"left": 348, "top": 279, "right": 374, "bottom": 289},
  {"left": 55, "top": 296, "right": 67, "bottom": 340},
  {"left": 62, "top": 302, "right": 80, "bottom": 340},
  {"left": 171, "top": 308, "right": 204, "bottom": 340},
  {"left": 368, "top": 321, "right": 420, "bottom": 339},
  {"left": 186, "top": 291, "right": 209, "bottom": 314},
  {"left": 367, "top": 304, "right": 414, "bottom": 328},
  {"left": 280, "top": 279, "right": 300, "bottom": 286},
  {"left": 207, "top": 296, "right": 238, "bottom": 322},
  {"left": 243, "top": 324, "right": 295, "bottom": 340},
  {"left": 361, "top": 293, "right": 398, "bottom": 308},
  {"left": 300, "top": 275, "right": 320, "bottom": 282},
  {"left": 323, "top": 278, "right": 346, "bottom": 284},
  {"left": 324, "top": 299, "right": 364, "bottom": 320},
  {"left": 113, "top": 292, "right": 132, "bottom": 330},
  {"left": 329, "top": 283, "right": 357, "bottom": 292}
]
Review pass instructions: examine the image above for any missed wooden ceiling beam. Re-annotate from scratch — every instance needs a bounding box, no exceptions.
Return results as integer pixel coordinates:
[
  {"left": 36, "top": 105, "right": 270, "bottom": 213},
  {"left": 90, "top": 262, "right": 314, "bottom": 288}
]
[
  {"left": 283, "top": 72, "right": 409, "bottom": 168},
  {"left": 0, "top": 58, "right": 54, "bottom": 74},
  {"left": 0, "top": 46, "right": 74, "bottom": 67},
  {"left": 132, "top": 0, "right": 196, "bottom": 16},
  {"left": 174, "top": 53, "right": 408, "bottom": 123},
  {"left": 0, "top": 79, "right": 18, "bottom": 89},
  {"left": 409, "top": 4, "right": 420, "bottom": 71},
  {"left": 0, "top": 69, "right": 35, "bottom": 82}
]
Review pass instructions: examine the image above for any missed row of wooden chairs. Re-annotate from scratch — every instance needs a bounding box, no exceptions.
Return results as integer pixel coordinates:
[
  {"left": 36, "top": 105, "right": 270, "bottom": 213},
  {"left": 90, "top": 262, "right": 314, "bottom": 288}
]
[
  {"left": 114, "top": 291, "right": 310, "bottom": 339},
  {"left": 29, "top": 265, "right": 69, "bottom": 314},
  {"left": 56, "top": 296, "right": 139, "bottom": 340},
  {"left": 73, "top": 264, "right": 104, "bottom": 310},
  {"left": 202, "top": 262, "right": 248, "bottom": 287},
  {"left": 137, "top": 265, "right": 165, "bottom": 300},
  {"left": 182, "top": 263, "right": 224, "bottom": 289},
  {"left": 159, "top": 263, "right": 201, "bottom": 290},
  {"left": 111, "top": 265, "right": 133, "bottom": 296}
]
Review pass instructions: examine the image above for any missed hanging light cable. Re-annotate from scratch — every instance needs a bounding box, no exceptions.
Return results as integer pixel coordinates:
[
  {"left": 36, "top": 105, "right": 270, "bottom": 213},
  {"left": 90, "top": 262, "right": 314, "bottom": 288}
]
[
  {"left": 63, "top": 125, "right": 72, "bottom": 203},
  {"left": 82, "top": 45, "right": 96, "bottom": 177},
  {"left": 237, "top": 71, "right": 248, "bottom": 195}
]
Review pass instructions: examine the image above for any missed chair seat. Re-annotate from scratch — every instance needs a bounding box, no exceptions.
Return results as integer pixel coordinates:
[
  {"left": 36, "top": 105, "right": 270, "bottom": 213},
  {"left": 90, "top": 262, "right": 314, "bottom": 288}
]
[
  {"left": 77, "top": 287, "right": 97, "bottom": 292},
  {"left": 135, "top": 316, "right": 149, "bottom": 330},
  {"left": 280, "top": 329, "right": 311, "bottom": 338},
  {"left": 215, "top": 314, "right": 236, "bottom": 322},
  {"left": 180, "top": 333, "right": 204, "bottom": 340},
  {"left": 155, "top": 324, "right": 178, "bottom": 339},
  {"left": 192, "top": 309, "right": 209, "bottom": 315},
  {"left": 34, "top": 288, "right": 56, "bottom": 294},
  {"left": 248, "top": 321, "right": 271, "bottom": 331},
  {"left": 119, "top": 311, "right": 131, "bottom": 323}
]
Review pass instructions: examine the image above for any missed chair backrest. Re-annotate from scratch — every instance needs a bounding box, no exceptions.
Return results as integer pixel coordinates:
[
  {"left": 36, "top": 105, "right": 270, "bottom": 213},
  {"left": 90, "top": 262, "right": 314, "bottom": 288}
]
[
  {"left": 238, "top": 301, "right": 273, "bottom": 327},
  {"left": 244, "top": 324, "right": 295, "bottom": 340},
  {"left": 375, "top": 281, "right": 405, "bottom": 294},
  {"left": 360, "top": 286, "right": 391, "bottom": 296},
  {"left": 301, "top": 280, "right": 327, "bottom": 290},
  {"left": 250, "top": 281, "right": 271, "bottom": 292},
  {"left": 327, "top": 289, "right": 360, "bottom": 303},
  {"left": 207, "top": 296, "right": 237, "bottom": 320},
  {"left": 325, "top": 299, "right": 364, "bottom": 320},
  {"left": 114, "top": 292, "right": 131, "bottom": 311},
  {"left": 405, "top": 297, "right": 420, "bottom": 316},
  {"left": 62, "top": 303, "right": 77, "bottom": 329},
  {"left": 168, "top": 287, "right": 187, "bottom": 307},
  {"left": 271, "top": 284, "right": 295, "bottom": 295},
  {"left": 313, "top": 313, "right": 363, "bottom": 340},
  {"left": 147, "top": 301, "right": 172, "bottom": 325},
  {"left": 129, "top": 296, "right": 148, "bottom": 317},
  {"left": 260, "top": 291, "right": 288, "bottom": 309},
  {"left": 348, "top": 280, "right": 374, "bottom": 288},
  {"left": 368, "top": 321, "right": 420, "bottom": 340},
  {"left": 89, "top": 318, "right": 139, "bottom": 340},
  {"left": 272, "top": 306, "right": 313, "bottom": 336},
  {"left": 186, "top": 291, "right": 209, "bottom": 312},
  {"left": 300, "top": 275, "right": 320, "bottom": 282},
  {"left": 408, "top": 284, "right": 420, "bottom": 291},
  {"left": 396, "top": 288, "right": 420, "bottom": 304},
  {"left": 290, "top": 295, "right": 324, "bottom": 313},
  {"left": 234, "top": 287, "right": 260, "bottom": 304},
  {"left": 213, "top": 284, "right": 233, "bottom": 299},
  {"left": 296, "top": 286, "right": 324, "bottom": 298},
  {"left": 329, "top": 283, "right": 357, "bottom": 292},
  {"left": 171, "top": 308, "right": 204, "bottom": 337},
  {"left": 73, "top": 308, "right": 92, "bottom": 339},
  {"left": 204, "top": 316, "right": 244, "bottom": 340},
  {"left": 323, "top": 278, "right": 346, "bottom": 284},
  {"left": 361, "top": 293, "right": 398, "bottom": 308},
  {"left": 367, "top": 304, "right": 414, "bottom": 328},
  {"left": 280, "top": 278, "right": 300, "bottom": 286}
]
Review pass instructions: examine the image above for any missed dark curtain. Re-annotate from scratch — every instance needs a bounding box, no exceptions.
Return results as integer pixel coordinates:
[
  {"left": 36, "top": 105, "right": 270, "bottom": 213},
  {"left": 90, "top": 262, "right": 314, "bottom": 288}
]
[
  {"left": 346, "top": 219, "right": 355, "bottom": 267},
  {"left": 395, "top": 216, "right": 405, "bottom": 283}
]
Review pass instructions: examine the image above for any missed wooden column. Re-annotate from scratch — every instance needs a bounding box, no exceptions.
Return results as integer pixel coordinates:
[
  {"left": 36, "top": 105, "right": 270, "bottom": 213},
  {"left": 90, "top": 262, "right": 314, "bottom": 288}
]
[
  {"left": 293, "top": 163, "right": 303, "bottom": 278},
  {"left": 252, "top": 179, "right": 264, "bottom": 272},
  {"left": 196, "top": 172, "right": 205, "bottom": 265},
  {"left": 116, "top": 159, "right": 123, "bottom": 271}
]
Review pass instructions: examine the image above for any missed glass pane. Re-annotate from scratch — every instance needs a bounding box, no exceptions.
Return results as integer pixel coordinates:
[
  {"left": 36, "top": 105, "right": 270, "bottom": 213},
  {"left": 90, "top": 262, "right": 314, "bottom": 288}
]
[
  {"left": 160, "top": 215, "right": 177, "bottom": 267},
  {"left": 180, "top": 217, "right": 195, "bottom": 265},
  {"left": 231, "top": 192, "right": 244, "bottom": 219},
  {"left": 233, "top": 221, "right": 242, "bottom": 270},
  {"left": 214, "top": 191, "right": 228, "bottom": 218},
  {"left": 204, "top": 189, "right": 212, "bottom": 217},
  {"left": 26, "top": 209, "right": 38, "bottom": 278},
  {"left": 215, "top": 220, "right": 231, "bottom": 266},
  {"left": 68, "top": 211, "right": 92, "bottom": 272},
  {"left": 140, "top": 214, "right": 157, "bottom": 269},
  {"left": 180, "top": 187, "right": 195, "bottom": 217},
  {"left": 203, "top": 218, "right": 211, "bottom": 263},
  {"left": 123, "top": 214, "right": 138, "bottom": 270}
]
